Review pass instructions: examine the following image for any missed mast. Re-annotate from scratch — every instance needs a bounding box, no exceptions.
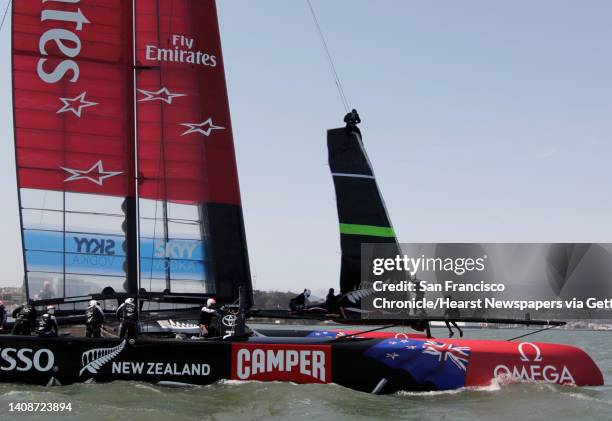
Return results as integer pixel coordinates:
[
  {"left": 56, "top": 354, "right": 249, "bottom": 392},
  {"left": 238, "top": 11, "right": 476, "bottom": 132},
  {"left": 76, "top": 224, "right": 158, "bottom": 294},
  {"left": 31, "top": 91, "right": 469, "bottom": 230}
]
[{"left": 125, "top": 0, "right": 138, "bottom": 297}]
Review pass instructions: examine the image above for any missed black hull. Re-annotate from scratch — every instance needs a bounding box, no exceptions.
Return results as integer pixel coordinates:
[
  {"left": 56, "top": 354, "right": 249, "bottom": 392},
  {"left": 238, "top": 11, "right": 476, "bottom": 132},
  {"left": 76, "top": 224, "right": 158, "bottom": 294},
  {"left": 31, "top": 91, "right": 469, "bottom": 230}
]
[
  {"left": 0, "top": 335, "right": 427, "bottom": 394},
  {"left": 0, "top": 332, "right": 602, "bottom": 394}
]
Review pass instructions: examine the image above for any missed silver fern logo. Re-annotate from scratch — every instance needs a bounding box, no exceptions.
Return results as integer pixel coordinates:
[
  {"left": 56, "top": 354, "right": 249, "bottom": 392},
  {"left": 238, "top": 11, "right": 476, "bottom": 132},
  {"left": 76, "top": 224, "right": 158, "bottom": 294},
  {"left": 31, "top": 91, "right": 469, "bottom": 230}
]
[{"left": 79, "top": 340, "right": 126, "bottom": 376}]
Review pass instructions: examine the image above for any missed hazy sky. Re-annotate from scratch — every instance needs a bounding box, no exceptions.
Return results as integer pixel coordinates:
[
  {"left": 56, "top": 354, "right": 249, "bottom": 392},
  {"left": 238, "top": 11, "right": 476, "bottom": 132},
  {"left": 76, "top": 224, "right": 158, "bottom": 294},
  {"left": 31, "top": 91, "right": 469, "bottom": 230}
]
[{"left": 0, "top": 0, "right": 611, "bottom": 292}]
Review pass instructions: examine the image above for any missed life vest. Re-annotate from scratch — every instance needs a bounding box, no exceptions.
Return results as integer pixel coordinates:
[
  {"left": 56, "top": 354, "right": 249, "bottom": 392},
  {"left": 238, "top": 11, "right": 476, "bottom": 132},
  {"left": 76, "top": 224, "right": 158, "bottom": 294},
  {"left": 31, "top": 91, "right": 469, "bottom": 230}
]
[
  {"left": 86, "top": 306, "right": 103, "bottom": 326},
  {"left": 36, "top": 314, "right": 55, "bottom": 334},
  {"left": 120, "top": 302, "right": 137, "bottom": 322},
  {"left": 17, "top": 306, "right": 33, "bottom": 321}
]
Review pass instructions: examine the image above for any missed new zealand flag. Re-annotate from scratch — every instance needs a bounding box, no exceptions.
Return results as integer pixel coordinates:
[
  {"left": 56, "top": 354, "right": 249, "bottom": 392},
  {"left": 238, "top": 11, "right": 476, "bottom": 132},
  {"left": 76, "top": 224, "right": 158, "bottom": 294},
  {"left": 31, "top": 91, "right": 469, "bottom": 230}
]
[{"left": 364, "top": 339, "right": 471, "bottom": 390}]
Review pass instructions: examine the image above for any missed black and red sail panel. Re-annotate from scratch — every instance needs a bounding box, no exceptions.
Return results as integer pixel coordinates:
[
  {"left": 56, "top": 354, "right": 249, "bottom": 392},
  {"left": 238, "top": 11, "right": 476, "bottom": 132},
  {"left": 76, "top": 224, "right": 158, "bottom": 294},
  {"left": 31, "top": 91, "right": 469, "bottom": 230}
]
[
  {"left": 12, "top": 0, "right": 135, "bottom": 302},
  {"left": 134, "top": 0, "right": 251, "bottom": 304}
]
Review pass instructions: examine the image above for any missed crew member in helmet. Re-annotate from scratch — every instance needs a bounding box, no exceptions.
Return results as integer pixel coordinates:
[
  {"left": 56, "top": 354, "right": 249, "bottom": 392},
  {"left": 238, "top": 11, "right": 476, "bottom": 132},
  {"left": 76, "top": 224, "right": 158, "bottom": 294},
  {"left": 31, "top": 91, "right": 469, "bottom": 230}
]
[
  {"left": 0, "top": 301, "right": 7, "bottom": 332},
  {"left": 289, "top": 289, "right": 311, "bottom": 312},
  {"left": 35, "top": 306, "right": 58, "bottom": 337},
  {"left": 343, "top": 108, "right": 361, "bottom": 135},
  {"left": 116, "top": 298, "right": 138, "bottom": 339},
  {"left": 85, "top": 300, "right": 105, "bottom": 338},
  {"left": 199, "top": 298, "right": 220, "bottom": 338},
  {"left": 11, "top": 301, "right": 37, "bottom": 335}
]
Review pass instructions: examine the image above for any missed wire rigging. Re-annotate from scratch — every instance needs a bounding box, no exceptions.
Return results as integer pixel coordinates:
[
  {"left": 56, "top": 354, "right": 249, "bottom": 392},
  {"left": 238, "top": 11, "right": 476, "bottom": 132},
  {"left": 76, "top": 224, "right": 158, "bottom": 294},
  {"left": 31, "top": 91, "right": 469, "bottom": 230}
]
[
  {"left": 0, "top": 0, "right": 11, "bottom": 33},
  {"left": 306, "top": 0, "right": 350, "bottom": 113},
  {"left": 506, "top": 325, "right": 559, "bottom": 341}
]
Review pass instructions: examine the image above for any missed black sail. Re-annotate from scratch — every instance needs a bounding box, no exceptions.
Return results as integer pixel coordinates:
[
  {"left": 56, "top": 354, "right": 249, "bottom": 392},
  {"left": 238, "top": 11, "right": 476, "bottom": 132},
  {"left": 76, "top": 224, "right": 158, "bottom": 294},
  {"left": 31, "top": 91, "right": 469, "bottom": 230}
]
[{"left": 327, "top": 128, "right": 400, "bottom": 294}]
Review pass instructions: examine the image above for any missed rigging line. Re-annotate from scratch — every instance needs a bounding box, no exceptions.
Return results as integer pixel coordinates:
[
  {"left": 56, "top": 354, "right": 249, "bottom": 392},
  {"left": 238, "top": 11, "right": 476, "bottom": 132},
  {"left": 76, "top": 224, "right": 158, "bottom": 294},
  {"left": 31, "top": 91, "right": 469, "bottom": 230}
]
[
  {"left": 506, "top": 325, "right": 559, "bottom": 342},
  {"left": 306, "top": 0, "right": 350, "bottom": 113},
  {"left": 0, "top": 0, "right": 11, "bottom": 33}
]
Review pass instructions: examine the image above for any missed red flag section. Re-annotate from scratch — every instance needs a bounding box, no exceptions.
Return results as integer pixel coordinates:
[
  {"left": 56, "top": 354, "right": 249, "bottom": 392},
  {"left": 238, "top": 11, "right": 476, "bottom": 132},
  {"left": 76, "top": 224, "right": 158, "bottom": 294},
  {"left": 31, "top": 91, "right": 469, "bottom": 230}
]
[
  {"left": 12, "top": 0, "right": 134, "bottom": 197},
  {"left": 135, "top": 0, "right": 241, "bottom": 205}
]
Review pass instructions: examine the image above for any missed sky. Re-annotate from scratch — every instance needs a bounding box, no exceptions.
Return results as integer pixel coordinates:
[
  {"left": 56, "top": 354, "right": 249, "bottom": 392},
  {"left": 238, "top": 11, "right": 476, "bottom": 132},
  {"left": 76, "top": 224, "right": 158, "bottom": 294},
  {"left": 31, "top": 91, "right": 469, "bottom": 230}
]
[{"left": 0, "top": 0, "right": 611, "bottom": 293}]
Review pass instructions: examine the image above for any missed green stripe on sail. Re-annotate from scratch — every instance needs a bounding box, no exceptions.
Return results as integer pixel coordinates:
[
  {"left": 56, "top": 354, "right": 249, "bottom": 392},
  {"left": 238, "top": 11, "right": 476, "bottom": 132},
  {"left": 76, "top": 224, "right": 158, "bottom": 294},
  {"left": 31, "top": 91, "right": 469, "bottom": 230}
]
[{"left": 339, "top": 223, "right": 395, "bottom": 238}]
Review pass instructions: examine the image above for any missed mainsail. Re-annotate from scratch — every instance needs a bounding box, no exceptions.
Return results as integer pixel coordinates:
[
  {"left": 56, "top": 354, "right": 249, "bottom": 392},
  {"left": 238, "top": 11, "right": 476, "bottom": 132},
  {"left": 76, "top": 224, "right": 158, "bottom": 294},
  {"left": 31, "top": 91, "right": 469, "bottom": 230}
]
[
  {"left": 327, "top": 128, "right": 400, "bottom": 294},
  {"left": 12, "top": 0, "right": 251, "bottom": 307}
]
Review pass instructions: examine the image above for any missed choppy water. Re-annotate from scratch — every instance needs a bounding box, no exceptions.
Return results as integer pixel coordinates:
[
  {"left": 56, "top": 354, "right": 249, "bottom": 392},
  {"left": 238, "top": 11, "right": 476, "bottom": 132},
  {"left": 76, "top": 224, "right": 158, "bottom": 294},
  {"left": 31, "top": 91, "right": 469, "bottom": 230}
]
[{"left": 0, "top": 328, "right": 610, "bottom": 421}]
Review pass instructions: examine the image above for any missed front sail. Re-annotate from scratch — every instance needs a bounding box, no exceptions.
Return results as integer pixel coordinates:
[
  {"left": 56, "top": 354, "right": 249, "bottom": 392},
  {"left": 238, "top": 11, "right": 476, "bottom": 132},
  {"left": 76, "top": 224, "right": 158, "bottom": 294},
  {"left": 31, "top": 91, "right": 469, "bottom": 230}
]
[
  {"left": 328, "top": 128, "right": 400, "bottom": 294},
  {"left": 12, "top": 0, "right": 136, "bottom": 303},
  {"left": 134, "top": 0, "right": 251, "bottom": 305}
]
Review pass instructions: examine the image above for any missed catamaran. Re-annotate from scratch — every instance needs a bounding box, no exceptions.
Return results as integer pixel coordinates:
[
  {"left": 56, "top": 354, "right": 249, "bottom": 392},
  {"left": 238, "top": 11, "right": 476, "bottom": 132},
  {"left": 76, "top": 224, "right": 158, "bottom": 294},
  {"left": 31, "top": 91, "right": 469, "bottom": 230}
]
[{"left": 4, "top": 0, "right": 603, "bottom": 393}]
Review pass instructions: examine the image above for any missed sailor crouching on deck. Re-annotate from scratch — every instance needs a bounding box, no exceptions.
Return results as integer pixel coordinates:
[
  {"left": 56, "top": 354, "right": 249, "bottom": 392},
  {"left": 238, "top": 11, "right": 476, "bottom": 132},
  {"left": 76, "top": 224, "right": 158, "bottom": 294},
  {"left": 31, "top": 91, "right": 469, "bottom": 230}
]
[
  {"left": 85, "top": 300, "right": 105, "bottom": 338},
  {"left": 11, "top": 301, "right": 37, "bottom": 335},
  {"left": 116, "top": 298, "right": 139, "bottom": 340},
  {"left": 199, "top": 298, "right": 220, "bottom": 338},
  {"left": 289, "top": 289, "right": 311, "bottom": 312},
  {"left": 35, "top": 306, "right": 58, "bottom": 337}
]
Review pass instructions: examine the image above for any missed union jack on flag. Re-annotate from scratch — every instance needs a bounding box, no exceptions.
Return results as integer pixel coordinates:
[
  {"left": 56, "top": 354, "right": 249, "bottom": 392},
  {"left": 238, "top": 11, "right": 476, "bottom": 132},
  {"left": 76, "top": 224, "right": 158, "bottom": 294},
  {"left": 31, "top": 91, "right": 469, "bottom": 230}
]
[{"left": 422, "top": 341, "right": 470, "bottom": 371}]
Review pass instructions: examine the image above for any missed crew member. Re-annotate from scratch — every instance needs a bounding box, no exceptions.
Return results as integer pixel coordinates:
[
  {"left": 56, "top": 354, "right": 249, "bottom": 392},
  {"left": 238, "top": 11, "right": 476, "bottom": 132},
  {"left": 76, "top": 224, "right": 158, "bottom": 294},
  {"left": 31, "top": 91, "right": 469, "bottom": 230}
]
[
  {"left": 0, "top": 301, "right": 7, "bottom": 332},
  {"left": 444, "top": 295, "right": 463, "bottom": 338},
  {"left": 35, "top": 306, "right": 58, "bottom": 337},
  {"left": 412, "top": 275, "right": 427, "bottom": 316},
  {"left": 199, "top": 298, "right": 220, "bottom": 338},
  {"left": 85, "top": 300, "right": 105, "bottom": 338},
  {"left": 116, "top": 298, "right": 138, "bottom": 339},
  {"left": 39, "top": 280, "right": 54, "bottom": 300},
  {"left": 289, "top": 289, "right": 311, "bottom": 312},
  {"left": 11, "top": 301, "right": 37, "bottom": 335},
  {"left": 325, "top": 288, "right": 339, "bottom": 314},
  {"left": 343, "top": 108, "right": 361, "bottom": 135}
]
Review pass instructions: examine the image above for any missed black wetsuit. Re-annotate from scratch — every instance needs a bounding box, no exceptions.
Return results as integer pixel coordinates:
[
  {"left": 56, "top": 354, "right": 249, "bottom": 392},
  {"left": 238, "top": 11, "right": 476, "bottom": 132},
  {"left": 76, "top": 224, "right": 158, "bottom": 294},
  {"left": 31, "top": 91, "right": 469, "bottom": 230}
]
[
  {"left": 116, "top": 301, "right": 138, "bottom": 339},
  {"left": 0, "top": 305, "right": 7, "bottom": 332},
  {"left": 343, "top": 111, "right": 361, "bottom": 135},
  {"left": 85, "top": 305, "right": 105, "bottom": 338},
  {"left": 11, "top": 305, "right": 37, "bottom": 335},
  {"left": 444, "top": 306, "right": 463, "bottom": 337},
  {"left": 289, "top": 293, "right": 307, "bottom": 312},
  {"left": 199, "top": 307, "right": 220, "bottom": 338},
  {"left": 325, "top": 292, "right": 340, "bottom": 314},
  {"left": 35, "top": 314, "right": 58, "bottom": 337}
]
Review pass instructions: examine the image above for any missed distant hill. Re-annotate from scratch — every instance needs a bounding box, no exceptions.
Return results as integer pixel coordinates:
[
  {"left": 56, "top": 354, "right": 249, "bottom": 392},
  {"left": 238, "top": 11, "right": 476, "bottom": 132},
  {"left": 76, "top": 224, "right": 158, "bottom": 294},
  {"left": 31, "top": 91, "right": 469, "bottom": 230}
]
[{"left": 252, "top": 290, "right": 324, "bottom": 309}]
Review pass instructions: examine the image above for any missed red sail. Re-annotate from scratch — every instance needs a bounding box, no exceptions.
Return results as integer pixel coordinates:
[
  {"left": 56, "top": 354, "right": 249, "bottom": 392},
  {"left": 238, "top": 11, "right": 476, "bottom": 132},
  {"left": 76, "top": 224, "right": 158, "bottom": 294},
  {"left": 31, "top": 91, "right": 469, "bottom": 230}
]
[
  {"left": 13, "top": 0, "right": 135, "bottom": 197},
  {"left": 135, "top": 0, "right": 241, "bottom": 205}
]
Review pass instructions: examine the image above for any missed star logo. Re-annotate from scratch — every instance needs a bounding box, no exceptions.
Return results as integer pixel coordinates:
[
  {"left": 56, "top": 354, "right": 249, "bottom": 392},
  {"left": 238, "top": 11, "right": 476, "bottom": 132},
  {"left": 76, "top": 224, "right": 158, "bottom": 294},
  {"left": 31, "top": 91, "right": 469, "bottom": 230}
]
[
  {"left": 61, "top": 160, "right": 122, "bottom": 186},
  {"left": 386, "top": 352, "right": 400, "bottom": 360},
  {"left": 57, "top": 92, "right": 98, "bottom": 117},
  {"left": 137, "top": 87, "right": 187, "bottom": 104},
  {"left": 180, "top": 118, "right": 225, "bottom": 137}
]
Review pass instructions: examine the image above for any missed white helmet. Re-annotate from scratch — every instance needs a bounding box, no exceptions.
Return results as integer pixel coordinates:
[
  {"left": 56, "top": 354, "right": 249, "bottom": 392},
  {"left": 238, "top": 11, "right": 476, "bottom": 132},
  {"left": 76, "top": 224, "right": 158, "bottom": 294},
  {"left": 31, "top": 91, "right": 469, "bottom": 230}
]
[
  {"left": 125, "top": 298, "right": 134, "bottom": 304},
  {"left": 89, "top": 300, "right": 97, "bottom": 307},
  {"left": 304, "top": 289, "right": 311, "bottom": 298},
  {"left": 46, "top": 305, "right": 55, "bottom": 315},
  {"left": 206, "top": 298, "right": 216, "bottom": 307}
]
